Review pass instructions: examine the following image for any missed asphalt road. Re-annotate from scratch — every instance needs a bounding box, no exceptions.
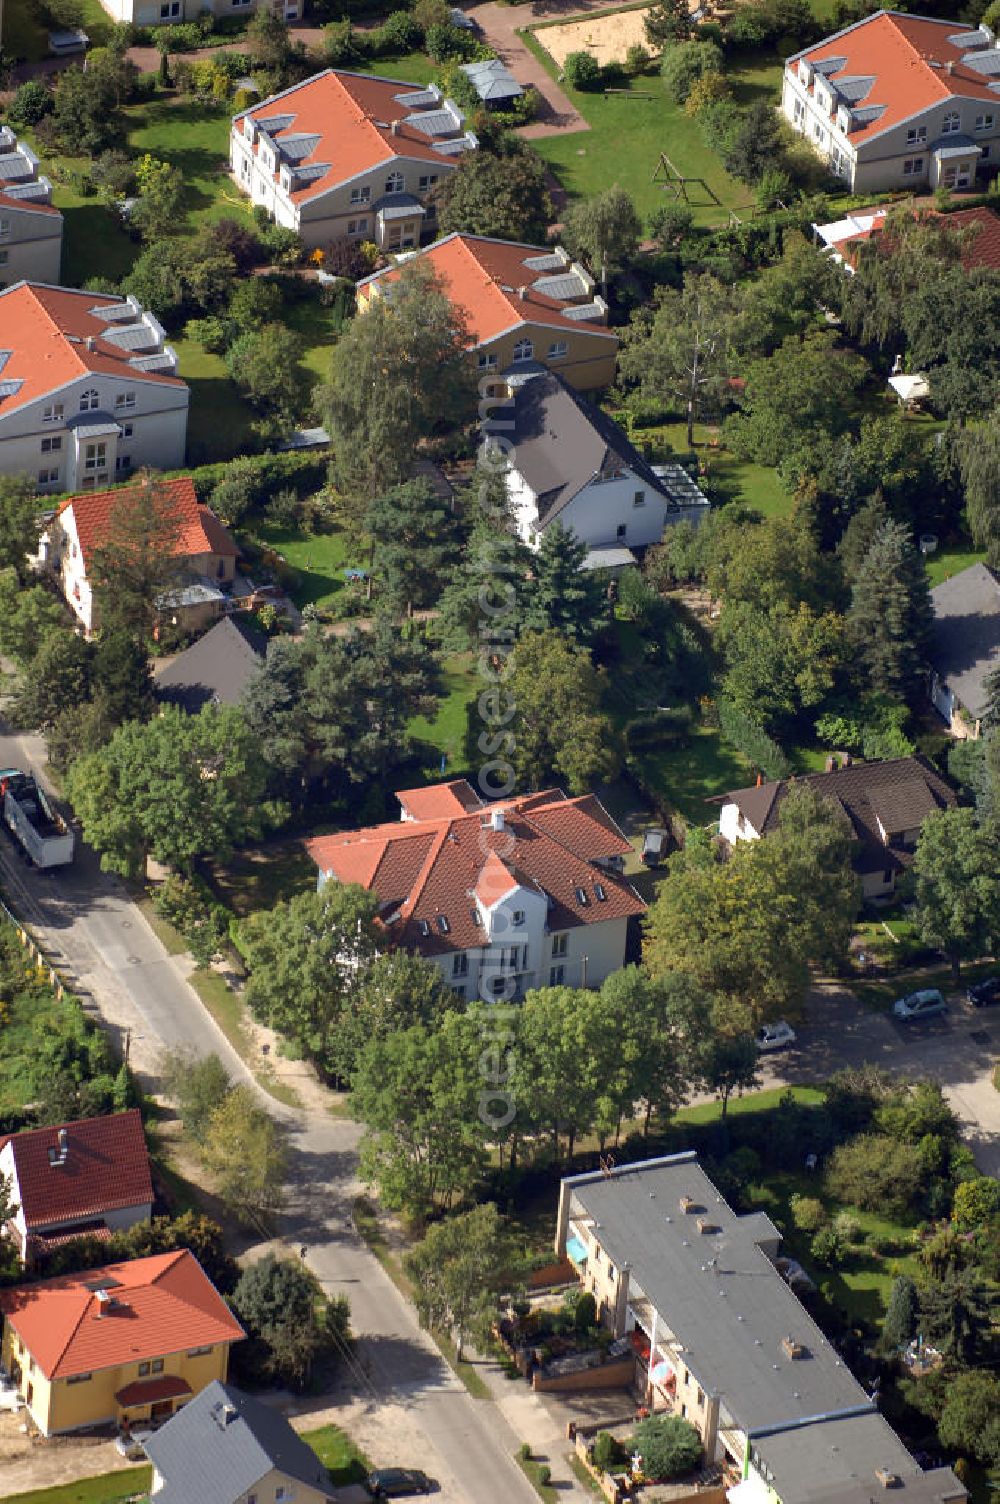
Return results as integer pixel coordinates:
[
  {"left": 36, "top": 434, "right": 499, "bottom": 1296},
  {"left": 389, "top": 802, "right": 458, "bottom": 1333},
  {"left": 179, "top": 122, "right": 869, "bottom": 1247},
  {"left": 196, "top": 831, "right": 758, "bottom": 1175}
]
[{"left": 0, "top": 717, "right": 542, "bottom": 1504}]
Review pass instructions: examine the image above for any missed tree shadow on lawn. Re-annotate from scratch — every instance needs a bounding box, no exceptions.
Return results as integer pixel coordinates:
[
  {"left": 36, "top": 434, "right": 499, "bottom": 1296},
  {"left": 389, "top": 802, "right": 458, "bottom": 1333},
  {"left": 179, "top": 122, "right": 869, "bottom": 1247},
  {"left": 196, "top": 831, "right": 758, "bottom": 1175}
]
[{"left": 62, "top": 204, "right": 139, "bottom": 287}]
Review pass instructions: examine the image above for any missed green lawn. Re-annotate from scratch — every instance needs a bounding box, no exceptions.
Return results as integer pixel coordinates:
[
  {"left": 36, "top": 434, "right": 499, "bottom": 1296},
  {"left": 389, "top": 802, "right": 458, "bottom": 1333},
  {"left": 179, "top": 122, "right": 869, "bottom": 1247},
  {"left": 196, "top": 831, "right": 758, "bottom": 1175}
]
[
  {"left": 409, "top": 652, "right": 479, "bottom": 774},
  {"left": 924, "top": 540, "right": 987, "bottom": 588},
  {"left": 211, "top": 841, "right": 316, "bottom": 918},
  {"left": 522, "top": 38, "right": 778, "bottom": 224},
  {"left": 302, "top": 1425, "right": 371, "bottom": 1488},
  {"left": 126, "top": 98, "right": 244, "bottom": 233},
  {"left": 361, "top": 53, "right": 439, "bottom": 85},
  {"left": 632, "top": 723, "right": 753, "bottom": 825},
  {"left": 676, "top": 1083, "right": 826, "bottom": 1126},
  {"left": 253, "top": 522, "right": 357, "bottom": 610},
  {"left": 633, "top": 418, "right": 794, "bottom": 517},
  {"left": 169, "top": 335, "right": 257, "bottom": 467},
  {"left": 0, "top": 1467, "right": 151, "bottom": 1504}
]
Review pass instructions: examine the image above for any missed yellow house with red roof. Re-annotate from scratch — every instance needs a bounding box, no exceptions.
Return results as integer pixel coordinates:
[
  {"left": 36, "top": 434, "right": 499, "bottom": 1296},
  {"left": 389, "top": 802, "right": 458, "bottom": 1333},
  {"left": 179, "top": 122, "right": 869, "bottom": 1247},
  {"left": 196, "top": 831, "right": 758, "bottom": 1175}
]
[
  {"left": 356, "top": 234, "right": 619, "bottom": 392},
  {"left": 0, "top": 1250, "right": 243, "bottom": 1436},
  {"left": 230, "top": 70, "right": 477, "bottom": 252}
]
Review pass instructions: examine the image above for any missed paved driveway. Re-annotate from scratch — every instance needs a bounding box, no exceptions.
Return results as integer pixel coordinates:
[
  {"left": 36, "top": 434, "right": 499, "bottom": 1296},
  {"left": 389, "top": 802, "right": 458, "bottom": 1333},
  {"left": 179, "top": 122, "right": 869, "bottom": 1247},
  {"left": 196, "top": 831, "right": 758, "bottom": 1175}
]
[
  {"left": 761, "top": 982, "right": 1000, "bottom": 1175},
  {"left": 464, "top": 0, "right": 590, "bottom": 137}
]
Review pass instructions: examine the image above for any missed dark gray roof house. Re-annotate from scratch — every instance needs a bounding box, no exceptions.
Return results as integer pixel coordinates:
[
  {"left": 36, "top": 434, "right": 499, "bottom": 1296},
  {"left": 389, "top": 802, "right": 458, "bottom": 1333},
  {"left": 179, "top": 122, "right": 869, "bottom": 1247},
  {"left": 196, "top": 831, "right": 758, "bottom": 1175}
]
[
  {"left": 155, "top": 616, "right": 267, "bottom": 714},
  {"left": 143, "top": 1381, "right": 336, "bottom": 1504},
  {"left": 501, "top": 371, "right": 708, "bottom": 558},
  {"left": 460, "top": 58, "right": 523, "bottom": 105},
  {"left": 930, "top": 561, "right": 1000, "bottom": 734}
]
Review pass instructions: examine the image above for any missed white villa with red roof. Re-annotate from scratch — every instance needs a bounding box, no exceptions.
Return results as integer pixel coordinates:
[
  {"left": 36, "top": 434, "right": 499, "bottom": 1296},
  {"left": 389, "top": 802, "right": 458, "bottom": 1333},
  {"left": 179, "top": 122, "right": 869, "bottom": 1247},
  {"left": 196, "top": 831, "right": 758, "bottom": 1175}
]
[
  {"left": 0, "top": 1110, "right": 153, "bottom": 1265},
  {"left": 783, "top": 11, "right": 1000, "bottom": 193},
  {"left": 45, "top": 475, "right": 238, "bottom": 635},
  {"left": 0, "top": 282, "right": 188, "bottom": 492},
  {"left": 0, "top": 129, "right": 63, "bottom": 288},
  {"left": 357, "top": 234, "right": 619, "bottom": 392},
  {"left": 230, "top": 70, "right": 477, "bottom": 253},
  {"left": 305, "top": 779, "right": 645, "bottom": 999}
]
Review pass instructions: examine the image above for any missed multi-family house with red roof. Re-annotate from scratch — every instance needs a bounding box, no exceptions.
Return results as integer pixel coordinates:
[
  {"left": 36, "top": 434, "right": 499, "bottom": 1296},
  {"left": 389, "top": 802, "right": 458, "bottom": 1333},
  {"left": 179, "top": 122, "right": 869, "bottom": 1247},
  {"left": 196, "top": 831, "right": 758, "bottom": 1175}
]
[
  {"left": 96, "top": 0, "right": 300, "bottom": 25},
  {"left": 0, "top": 282, "right": 188, "bottom": 492},
  {"left": 43, "top": 474, "right": 238, "bottom": 635},
  {"left": 0, "top": 1250, "right": 244, "bottom": 1435},
  {"left": 230, "top": 70, "right": 477, "bottom": 253},
  {"left": 356, "top": 233, "right": 619, "bottom": 392},
  {"left": 305, "top": 779, "right": 645, "bottom": 999},
  {"left": 0, "top": 1110, "right": 153, "bottom": 1265},
  {"left": 0, "top": 128, "right": 63, "bottom": 287},
  {"left": 783, "top": 11, "right": 1000, "bottom": 193}
]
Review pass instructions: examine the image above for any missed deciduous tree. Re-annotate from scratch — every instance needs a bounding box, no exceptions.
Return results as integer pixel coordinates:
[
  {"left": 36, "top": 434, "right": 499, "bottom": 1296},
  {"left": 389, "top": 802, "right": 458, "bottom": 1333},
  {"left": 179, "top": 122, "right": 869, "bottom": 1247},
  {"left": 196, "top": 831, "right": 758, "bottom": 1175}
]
[
  {"left": 563, "top": 186, "right": 643, "bottom": 298},
  {"left": 506, "top": 630, "right": 617, "bottom": 793},
  {"left": 231, "top": 1255, "right": 337, "bottom": 1390},
  {"left": 200, "top": 1087, "right": 287, "bottom": 1230},
  {"left": 914, "top": 807, "right": 1000, "bottom": 981},
  {"left": 404, "top": 1203, "right": 510, "bottom": 1360},
  {"left": 432, "top": 136, "right": 553, "bottom": 245}
]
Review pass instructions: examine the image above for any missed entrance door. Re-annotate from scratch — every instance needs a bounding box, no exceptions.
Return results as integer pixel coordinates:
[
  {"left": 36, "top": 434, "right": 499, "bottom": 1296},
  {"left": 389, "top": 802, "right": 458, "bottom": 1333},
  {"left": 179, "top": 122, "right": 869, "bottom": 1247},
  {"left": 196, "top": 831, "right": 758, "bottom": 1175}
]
[{"left": 151, "top": 1400, "right": 173, "bottom": 1420}]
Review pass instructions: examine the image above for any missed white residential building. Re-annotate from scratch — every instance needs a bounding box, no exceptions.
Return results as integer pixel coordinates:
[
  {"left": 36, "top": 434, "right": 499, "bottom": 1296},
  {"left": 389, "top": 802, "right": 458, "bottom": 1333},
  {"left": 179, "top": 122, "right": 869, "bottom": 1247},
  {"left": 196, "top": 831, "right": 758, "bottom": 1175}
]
[
  {"left": 96, "top": 0, "right": 300, "bottom": 27},
  {"left": 230, "top": 70, "right": 476, "bottom": 252},
  {"left": 305, "top": 779, "right": 645, "bottom": 997},
  {"left": 0, "top": 282, "right": 188, "bottom": 493},
  {"left": 0, "top": 129, "right": 62, "bottom": 287},
  {"left": 495, "top": 370, "right": 709, "bottom": 563},
  {"left": 783, "top": 11, "right": 1000, "bottom": 194}
]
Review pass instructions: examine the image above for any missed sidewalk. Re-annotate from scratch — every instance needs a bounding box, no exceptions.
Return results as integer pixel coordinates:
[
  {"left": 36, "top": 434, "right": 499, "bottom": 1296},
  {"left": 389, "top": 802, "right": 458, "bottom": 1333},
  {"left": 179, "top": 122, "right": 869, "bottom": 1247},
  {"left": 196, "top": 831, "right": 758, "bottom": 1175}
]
[{"left": 461, "top": 1345, "right": 594, "bottom": 1500}]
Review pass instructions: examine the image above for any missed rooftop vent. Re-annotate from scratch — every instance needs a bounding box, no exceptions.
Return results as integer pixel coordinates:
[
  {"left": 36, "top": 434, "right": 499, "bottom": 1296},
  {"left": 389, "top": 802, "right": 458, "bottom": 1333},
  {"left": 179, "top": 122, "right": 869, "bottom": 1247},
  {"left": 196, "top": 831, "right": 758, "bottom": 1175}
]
[
  {"left": 491, "top": 808, "right": 505, "bottom": 833},
  {"left": 679, "top": 1196, "right": 695, "bottom": 1213},
  {"left": 875, "top": 1470, "right": 901, "bottom": 1489},
  {"left": 696, "top": 1217, "right": 719, "bottom": 1236},
  {"left": 781, "top": 1336, "right": 804, "bottom": 1360}
]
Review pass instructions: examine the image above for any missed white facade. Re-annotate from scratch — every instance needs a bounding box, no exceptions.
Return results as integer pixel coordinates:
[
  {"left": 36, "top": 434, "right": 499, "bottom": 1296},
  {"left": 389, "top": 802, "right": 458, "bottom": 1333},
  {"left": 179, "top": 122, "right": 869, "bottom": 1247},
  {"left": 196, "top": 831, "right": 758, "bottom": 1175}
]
[
  {"left": 508, "top": 465, "right": 688, "bottom": 553},
  {"left": 0, "top": 131, "right": 62, "bottom": 288},
  {"left": 0, "top": 1139, "right": 151, "bottom": 1263},
  {"left": 721, "top": 796, "right": 895, "bottom": 900},
  {"left": 96, "top": 0, "right": 299, "bottom": 27},
  {"left": 0, "top": 307, "right": 188, "bottom": 494}
]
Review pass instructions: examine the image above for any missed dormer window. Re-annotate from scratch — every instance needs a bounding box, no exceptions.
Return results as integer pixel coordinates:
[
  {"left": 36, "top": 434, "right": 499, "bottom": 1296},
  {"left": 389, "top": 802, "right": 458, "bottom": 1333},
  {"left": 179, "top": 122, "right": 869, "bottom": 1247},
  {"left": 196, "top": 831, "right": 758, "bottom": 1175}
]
[
  {"left": 385, "top": 171, "right": 404, "bottom": 194},
  {"left": 942, "top": 110, "right": 960, "bottom": 134}
]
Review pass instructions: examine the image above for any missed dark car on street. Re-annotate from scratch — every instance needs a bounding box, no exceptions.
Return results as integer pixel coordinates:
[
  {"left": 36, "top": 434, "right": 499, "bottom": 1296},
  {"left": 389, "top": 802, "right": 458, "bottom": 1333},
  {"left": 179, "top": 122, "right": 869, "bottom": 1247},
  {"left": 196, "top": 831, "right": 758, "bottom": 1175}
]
[
  {"left": 968, "top": 975, "right": 1000, "bottom": 1007},
  {"left": 366, "top": 1469, "right": 434, "bottom": 1498}
]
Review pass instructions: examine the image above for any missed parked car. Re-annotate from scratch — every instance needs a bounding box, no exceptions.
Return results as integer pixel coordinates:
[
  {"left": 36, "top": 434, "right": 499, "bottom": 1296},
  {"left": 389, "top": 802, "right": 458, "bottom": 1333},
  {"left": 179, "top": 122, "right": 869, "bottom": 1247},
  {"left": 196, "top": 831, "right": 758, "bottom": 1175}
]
[
  {"left": 892, "top": 988, "right": 947, "bottom": 1022},
  {"left": 115, "top": 1429, "right": 153, "bottom": 1460},
  {"left": 641, "top": 828, "right": 667, "bottom": 867},
  {"left": 366, "top": 1469, "right": 434, "bottom": 1498},
  {"left": 755, "top": 1020, "right": 797, "bottom": 1052},
  {"left": 967, "top": 975, "right": 1000, "bottom": 1007}
]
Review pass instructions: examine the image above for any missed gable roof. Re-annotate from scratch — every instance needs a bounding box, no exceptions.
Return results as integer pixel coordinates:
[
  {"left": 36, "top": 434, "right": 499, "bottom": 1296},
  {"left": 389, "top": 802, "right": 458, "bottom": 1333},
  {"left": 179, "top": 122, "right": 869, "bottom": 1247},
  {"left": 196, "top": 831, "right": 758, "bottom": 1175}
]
[
  {"left": 58, "top": 478, "right": 237, "bottom": 571},
  {"left": 507, "top": 371, "right": 683, "bottom": 523},
  {"left": 817, "top": 204, "right": 1000, "bottom": 270},
  {"left": 722, "top": 756, "right": 956, "bottom": 874},
  {"left": 357, "top": 234, "right": 618, "bottom": 349},
  {"left": 0, "top": 1250, "right": 244, "bottom": 1379},
  {"left": 144, "top": 1381, "right": 336, "bottom": 1504},
  {"left": 305, "top": 785, "right": 644, "bottom": 954},
  {"left": 0, "top": 1110, "right": 152, "bottom": 1232},
  {"left": 0, "top": 190, "right": 62, "bottom": 220},
  {"left": 156, "top": 616, "right": 268, "bottom": 714},
  {"left": 234, "top": 69, "right": 473, "bottom": 205},
  {"left": 788, "top": 11, "right": 1000, "bottom": 144},
  {"left": 397, "top": 778, "right": 484, "bottom": 821},
  {"left": 0, "top": 282, "right": 184, "bottom": 418},
  {"left": 930, "top": 561, "right": 1000, "bottom": 720}
]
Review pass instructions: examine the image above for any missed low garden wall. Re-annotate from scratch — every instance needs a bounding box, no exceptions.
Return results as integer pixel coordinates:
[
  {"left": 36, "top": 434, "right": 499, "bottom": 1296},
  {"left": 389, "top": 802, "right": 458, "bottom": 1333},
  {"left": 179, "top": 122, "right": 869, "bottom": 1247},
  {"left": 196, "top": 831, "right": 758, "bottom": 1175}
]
[{"left": 533, "top": 1355, "right": 635, "bottom": 1393}]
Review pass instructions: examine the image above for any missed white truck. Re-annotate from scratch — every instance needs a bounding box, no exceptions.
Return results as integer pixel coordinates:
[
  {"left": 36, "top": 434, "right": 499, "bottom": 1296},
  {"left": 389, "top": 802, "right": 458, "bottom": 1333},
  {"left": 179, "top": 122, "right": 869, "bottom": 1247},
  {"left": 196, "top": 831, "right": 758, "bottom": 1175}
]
[{"left": 0, "top": 769, "right": 74, "bottom": 869}]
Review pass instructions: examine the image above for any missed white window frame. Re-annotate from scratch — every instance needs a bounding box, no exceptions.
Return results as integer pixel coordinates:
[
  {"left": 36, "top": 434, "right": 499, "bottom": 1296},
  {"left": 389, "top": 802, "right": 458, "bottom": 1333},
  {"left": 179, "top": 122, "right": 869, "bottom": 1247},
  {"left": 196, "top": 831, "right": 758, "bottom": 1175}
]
[
  {"left": 547, "top": 340, "right": 568, "bottom": 359},
  {"left": 79, "top": 389, "right": 99, "bottom": 413},
  {"left": 350, "top": 185, "right": 371, "bottom": 205},
  {"left": 477, "top": 352, "right": 497, "bottom": 370},
  {"left": 906, "top": 125, "right": 927, "bottom": 144},
  {"left": 551, "top": 932, "right": 568, "bottom": 957},
  {"left": 84, "top": 441, "right": 107, "bottom": 471},
  {"left": 384, "top": 171, "right": 405, "bottom": 195},
  {"left": 976, "top": 113, "right": 995, "bottom": 132},
  {"left": 512, "top": 338, "right": 533, "bottom": 364},
  {"left": 942, "top": 110, "right": 960, "bottom": 134},
  {"left": 43, "top": 402, "right": 64, "bottom": 423},
  {"left": 902, "top": 157, "right": 924, "bottom": 176},
  {"left": 114, "top": 391, "right": 136, "bottom": 411}
]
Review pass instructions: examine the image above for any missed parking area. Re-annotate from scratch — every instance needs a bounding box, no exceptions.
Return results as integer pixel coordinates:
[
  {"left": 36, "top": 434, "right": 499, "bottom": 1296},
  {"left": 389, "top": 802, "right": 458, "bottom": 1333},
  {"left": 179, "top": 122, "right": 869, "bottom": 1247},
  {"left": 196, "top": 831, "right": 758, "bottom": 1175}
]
[{"left": 762, "top": 981, "right": 1000, "bottom": 1176}]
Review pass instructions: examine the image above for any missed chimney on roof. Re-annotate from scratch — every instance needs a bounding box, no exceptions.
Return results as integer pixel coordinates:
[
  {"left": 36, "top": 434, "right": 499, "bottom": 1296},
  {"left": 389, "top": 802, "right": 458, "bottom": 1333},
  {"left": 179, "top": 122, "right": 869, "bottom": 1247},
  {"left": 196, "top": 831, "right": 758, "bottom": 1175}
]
[
  {"left": 946, "top": 58, "right": 955, "bottom": 72},
  {"left": 223, "top": 1403, "right": 238, "bottom": 1424},
  {"left": 518, "top": 285, "right": 528, "bottom": 300},
  {"left": 390, "top": 118, "right": 400, "bottom": 134},
  {"left": 491, "top": 808, "right": 505, "bottom": 833},
  {"left": 58, "top": 1127, "right": 68, "bottom": 1157},
  {"left": 85, "top": 336, "right": 96, "bottom": 353}
]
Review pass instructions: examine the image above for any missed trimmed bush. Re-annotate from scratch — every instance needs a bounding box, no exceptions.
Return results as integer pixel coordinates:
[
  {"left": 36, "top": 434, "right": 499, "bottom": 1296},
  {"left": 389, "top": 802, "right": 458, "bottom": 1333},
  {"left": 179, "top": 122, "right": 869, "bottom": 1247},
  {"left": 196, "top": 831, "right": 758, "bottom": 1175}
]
[
  {"left": 630, "top": 1415, "right": 701, "bottom": 1480},
  {"left": 564, "top": 51, "right": 603, "bottom": 90},
  {"left": 717, "top": 698, "right": 790, "bottom": 780},
  {"left": 789, "top": 1193, "right": 826, "bottom": 1234}
]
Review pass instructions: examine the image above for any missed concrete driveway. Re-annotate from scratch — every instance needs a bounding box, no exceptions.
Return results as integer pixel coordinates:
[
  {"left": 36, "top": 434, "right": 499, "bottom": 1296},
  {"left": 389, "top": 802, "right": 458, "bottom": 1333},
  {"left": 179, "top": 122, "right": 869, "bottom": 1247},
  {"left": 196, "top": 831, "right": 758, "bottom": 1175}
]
[{"left": 761, "top": 982, "right": 1000, "bottom": 1175}]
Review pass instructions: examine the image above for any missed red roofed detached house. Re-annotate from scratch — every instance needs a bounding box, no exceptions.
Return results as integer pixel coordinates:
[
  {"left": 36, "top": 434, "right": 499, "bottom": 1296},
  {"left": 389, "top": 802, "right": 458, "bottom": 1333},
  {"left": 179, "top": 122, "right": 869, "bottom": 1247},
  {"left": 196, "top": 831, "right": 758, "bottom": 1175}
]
[
  {"left": 814, "top": 202, "right": 1000, "bottom": 269},
  {"left": 45, "top": 476, "right": 238, "bottom": 636},
  {"left": 230, "top": 70, "right": 477, "bottom": 253},
  {"left": 0, "top": 1110, "right": 153, "bottom": 1265},
  {"left": 783, "top": 11, "right": 1000, "bottom": 193},
  {"left": 0, "top": 282, "right": 188, "bottom": 493},
  {"left": 0, "top": 1250, "right": 244, "bottom": 1435},
  {"left": 357, "top": 234, "right": 619, "bottom": 392},
  {"left": 305, "top": 779, "right": 645, "bottom": 999},
  {"left": 0, "top": 130, "right": 63, "bottom": 287}
]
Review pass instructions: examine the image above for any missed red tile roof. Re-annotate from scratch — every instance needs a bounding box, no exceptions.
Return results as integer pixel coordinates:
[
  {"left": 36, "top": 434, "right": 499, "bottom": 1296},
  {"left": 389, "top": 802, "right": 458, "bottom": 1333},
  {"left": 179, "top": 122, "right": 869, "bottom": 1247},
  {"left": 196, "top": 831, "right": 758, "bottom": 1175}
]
[
  {"left": 236, "top": 69, "right": 466, "bottom": 204},
  {"left": 359, "top": 234, "right": 620, "bottom": 349},
  {"left": 791, "top": 12, "right": 1000, "bottom": 141},
  {"left": 397, "top": 779, "right": 484, "bottom": 821},
  {"left": 0, "top": 1251, "right": 244, "bottom": 1379},
  {"left": 1, "top": 1110, "right": 152, "bottom": 1231},
  {"left": 0, "top": 191, "right": 62, "bottom": 219},
  {"left": 837, "top": 204, "right": 1000, "bottom": 269},
  {"left": 58, "top": 479, "right": 236, "bottom": 570},
  {"left": 0, "top": 283, "right": 184, "bottom": 417},
  {"left": 115, "top": 1374, "right": 192, "bottom": 1407},
  {"left": 305, "top": 784, "right": 645, "bottom": 954}
]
